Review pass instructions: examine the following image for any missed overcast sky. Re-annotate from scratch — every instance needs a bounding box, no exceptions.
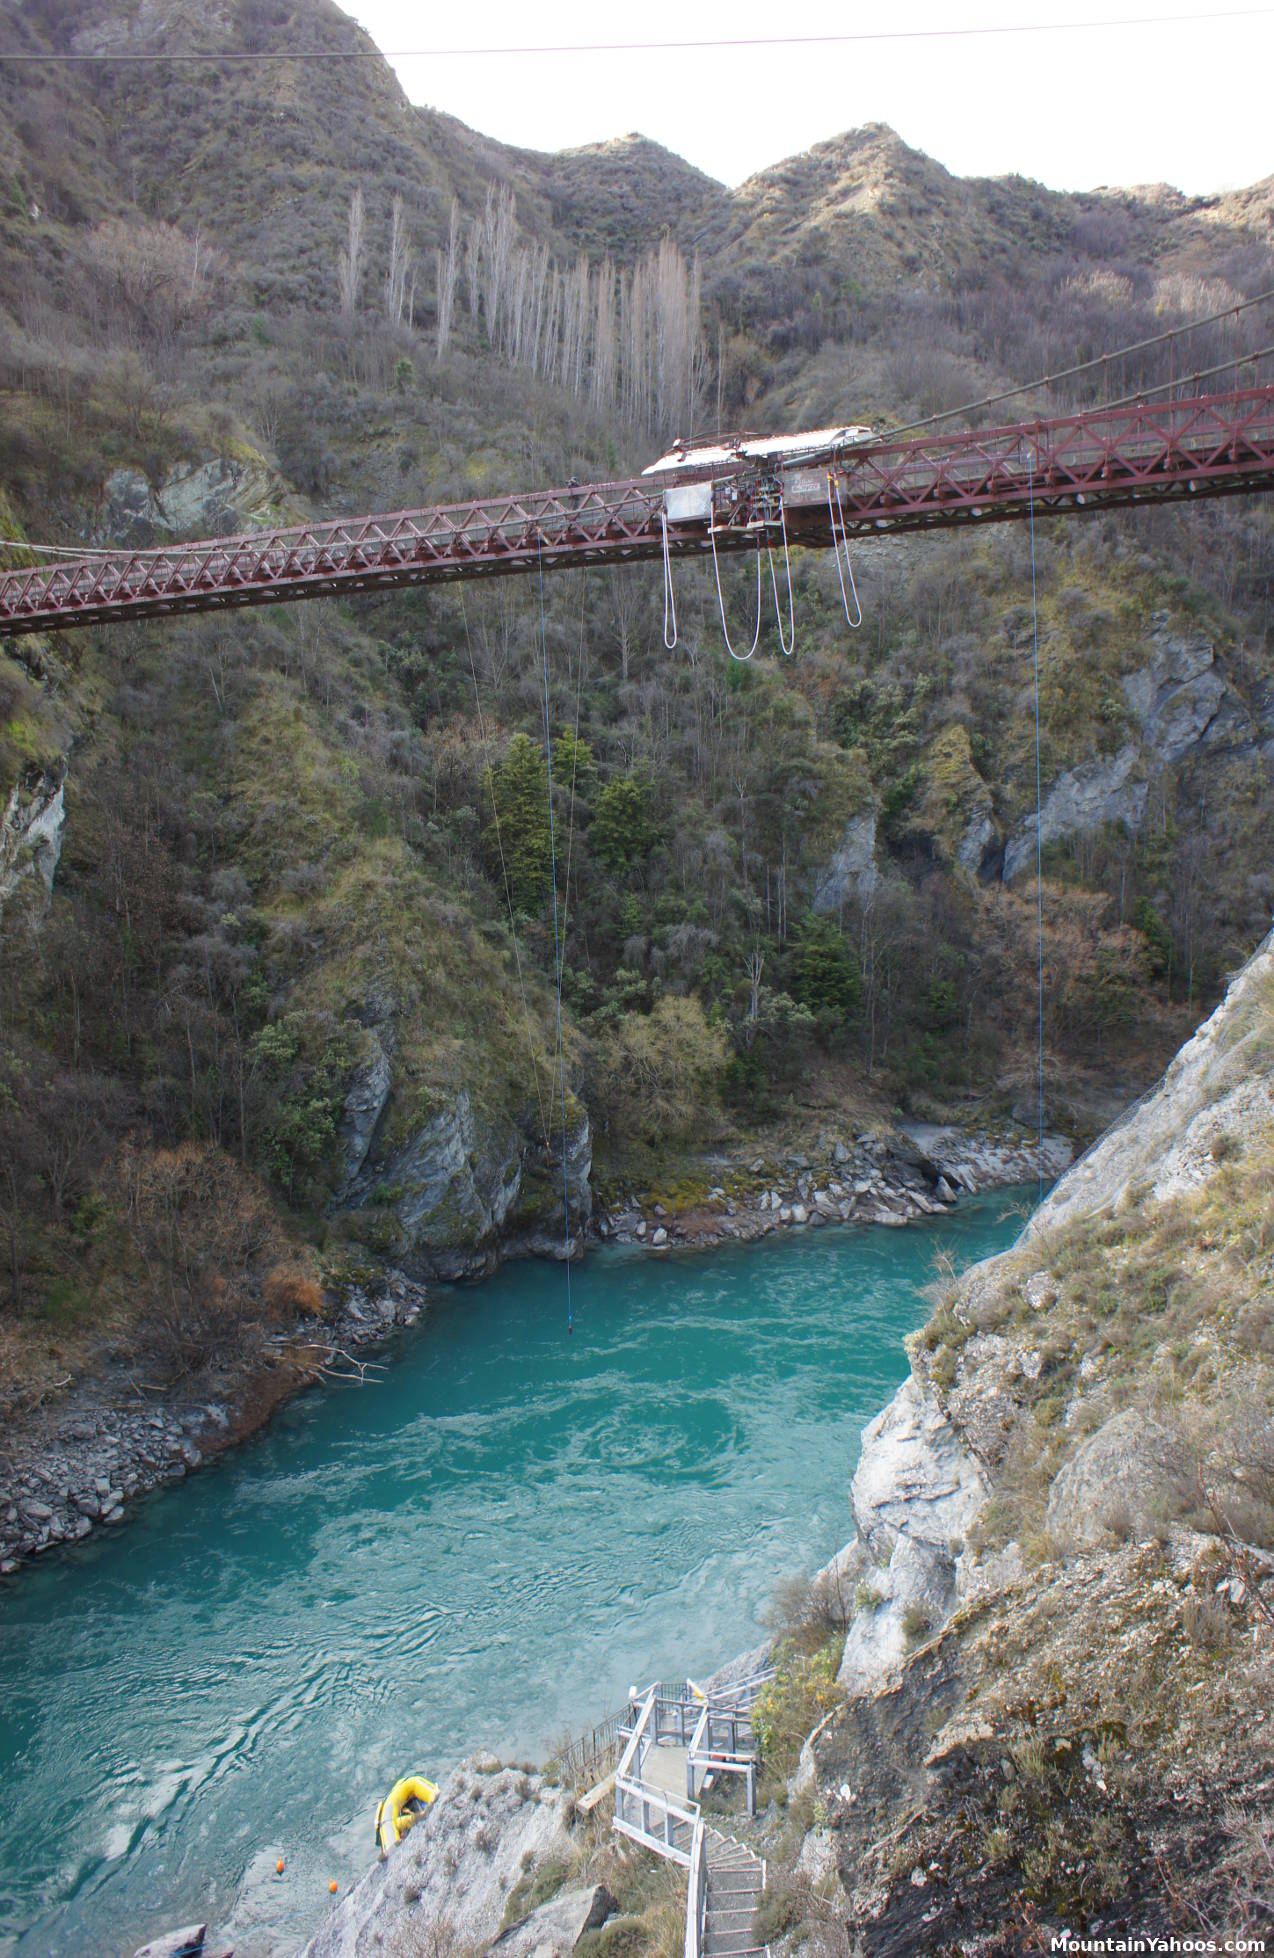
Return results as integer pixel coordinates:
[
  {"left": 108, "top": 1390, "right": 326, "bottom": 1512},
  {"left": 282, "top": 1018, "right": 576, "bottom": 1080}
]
[{"left": 343, "top": 0, "right": 1273, "bottom": 196}]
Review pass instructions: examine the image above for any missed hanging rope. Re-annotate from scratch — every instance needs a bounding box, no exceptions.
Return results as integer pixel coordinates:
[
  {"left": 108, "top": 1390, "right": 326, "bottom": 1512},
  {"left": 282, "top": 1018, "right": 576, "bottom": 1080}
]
[
  {"left": 766, "top": 492, "right": 796, "bottom": 657},
  {"left": 660, "top": 510, "right": 678, "bottom": 650},
  {"left": 458, "top": 584, "right": 551, "bottom": 1158},
  {"left": 827, "top": 472, "right": 863, "bottom": 629},
  {"left": 1026, "top": 454, "right": 1045, "bottom": 1207},
  {"left": 537, "top": 536, "right": 574, "bottom": 1330},
  {"left": 710, "top": 521, "right": 763, "bottom": 662}
]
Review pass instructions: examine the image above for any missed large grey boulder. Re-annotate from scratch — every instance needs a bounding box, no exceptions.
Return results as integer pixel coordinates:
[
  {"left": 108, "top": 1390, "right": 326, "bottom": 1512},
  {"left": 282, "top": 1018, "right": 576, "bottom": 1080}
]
[
  {"left": 838, "top": 1533, "right": 957, "bottom": 1691},
  {"left": 1044, "top": 1408, "right": 1188, "bottom": 1547},
  {"left": 344, "top": 1076, "right": 593, "bottom": 1279},
  {"left": 132, "top": 1926, "right": 206, "bottom": 1958},
  {"left": 492, "top": 1883, "right": 617, "bottom": 1956},
  {"left": 1122, "top": 625, "right": 1249, "bottom": 764}
]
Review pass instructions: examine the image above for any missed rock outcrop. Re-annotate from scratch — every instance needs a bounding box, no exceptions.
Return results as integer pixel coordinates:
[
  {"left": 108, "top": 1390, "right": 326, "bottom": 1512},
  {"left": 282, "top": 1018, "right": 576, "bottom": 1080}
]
[
  {"left": 812, "top": 810, "right": 880, "bottom": 912},
  {"left": 492, "top": 1883, "right": 617, "bottom": 1956},
  {"left": 833, "top": 1375, "right": 988, "bottom": 1692},
  {"left": 97, "top": 453, "right": 278, "bottom": 544},
  {"left": 302, "top": 1763, "right": 573, "bottom": 1958},
  {"left": 824, "top": 929, "right": 1274, "bottom": 1701},
  {"left": 1003, "top": 619, "right": 1273, "bottom": 882},
  {"left": 1027, "top": 924, "right": 1274, "bottom": 1232},
  {"left": 343, "top": 1085, "right": 593, "bottom": 1281},
  {"left": 0, "top": 768, "right": 65, "bottom": 903},
  {"left": 1003, "top": 743, "right": 1145, "bottom": 882}
]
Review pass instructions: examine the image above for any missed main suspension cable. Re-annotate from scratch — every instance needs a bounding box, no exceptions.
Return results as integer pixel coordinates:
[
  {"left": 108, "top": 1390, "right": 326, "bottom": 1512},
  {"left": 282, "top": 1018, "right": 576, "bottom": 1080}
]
[{"left": 884, "top": 284, "right": 1274, "bottom": 440}]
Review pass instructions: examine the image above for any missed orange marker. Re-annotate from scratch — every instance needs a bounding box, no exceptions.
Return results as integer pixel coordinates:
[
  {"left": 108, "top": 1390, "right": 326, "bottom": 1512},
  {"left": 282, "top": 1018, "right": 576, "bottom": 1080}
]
[
  {"left": 329, "top": 1879, "right": 339, "bottom": 1893},
  {"left": 276, "top": 1860, "right": 285, "bottom": 1875}
]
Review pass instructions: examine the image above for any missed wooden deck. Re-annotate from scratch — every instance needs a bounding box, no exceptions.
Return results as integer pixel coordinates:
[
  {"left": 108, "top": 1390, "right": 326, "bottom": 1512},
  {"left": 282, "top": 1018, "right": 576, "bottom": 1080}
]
[{"left": 639, "top": 1739, "right": 690, "bottom": 1801}]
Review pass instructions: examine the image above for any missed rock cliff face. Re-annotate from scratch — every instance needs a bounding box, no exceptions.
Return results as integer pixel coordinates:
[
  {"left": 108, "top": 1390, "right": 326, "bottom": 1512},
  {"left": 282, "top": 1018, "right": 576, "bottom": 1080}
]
[
  {"left": 1003, "top": 621, "right": 1274, "bottom": 882},
  {"left": 812, "top": 810, "right": 879, "bottom": 912},
  {"left": 1026, "top": 923, "right": 1274, "bottom": 1231},
  {"left": 95, "top": 452, "right": 279, "bottom": 544},
  {"left": 821, "top": 930, "right": 1274, "bottom": 1705},
  {"left": 791, "top": 926, "right": 1274, "bottom": 1942},
  {"left": 0, "top": 768, "right": 65, "bottom": 903},
  {"left": 338, "top": 1048, "right": 594, "bottom": 1281}
]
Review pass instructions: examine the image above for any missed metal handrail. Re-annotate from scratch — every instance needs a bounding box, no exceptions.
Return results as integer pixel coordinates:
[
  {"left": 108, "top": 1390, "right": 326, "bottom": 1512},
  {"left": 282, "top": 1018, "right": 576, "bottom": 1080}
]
[
  {"left": 684, "top": 1818, "right": 707, "bottom": 1958},
  {"left": 614, "top": 1772, "right": 701, "bottom": 1868},
  {"left": 616, "top": 1689, "right": 655, "bottom": 1785}
]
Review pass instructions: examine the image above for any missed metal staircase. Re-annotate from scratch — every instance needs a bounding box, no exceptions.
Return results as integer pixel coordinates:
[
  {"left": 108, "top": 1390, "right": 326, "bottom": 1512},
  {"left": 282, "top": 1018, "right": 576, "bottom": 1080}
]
[
  {"left": 702, "top": 1828, "right": 767, "bottom": 1958},
  {"left": 611, "top": 1674, "right": 774, "bottom": 1958}
]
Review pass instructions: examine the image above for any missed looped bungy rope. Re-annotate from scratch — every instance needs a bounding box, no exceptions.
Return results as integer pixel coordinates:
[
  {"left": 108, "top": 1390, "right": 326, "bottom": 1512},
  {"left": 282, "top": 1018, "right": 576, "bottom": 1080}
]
[
  {"left": 766, "top": 491, "right": 796, "bottom": 657},
  {"left": 1026, "top": 454, "right": 1045, "bottom": 1209},
  {"left": 660, "top": 510, "right": 678, "bottom": 650},
  {"left": 827, "top": 472, "right": 863, "bottom": 629},
  {"left": 536, "top": 534, "right": 574, "bottom": 1331},
  {"left": 710, "top": 518, "right": 763, "bottom": 662}
]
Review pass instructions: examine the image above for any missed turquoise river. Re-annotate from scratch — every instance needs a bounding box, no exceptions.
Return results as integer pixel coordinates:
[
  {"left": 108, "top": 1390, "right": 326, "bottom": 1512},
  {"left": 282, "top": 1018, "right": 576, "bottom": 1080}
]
[{"left": 0, "top": 1191, "right": 1032, "bottom": 1956}]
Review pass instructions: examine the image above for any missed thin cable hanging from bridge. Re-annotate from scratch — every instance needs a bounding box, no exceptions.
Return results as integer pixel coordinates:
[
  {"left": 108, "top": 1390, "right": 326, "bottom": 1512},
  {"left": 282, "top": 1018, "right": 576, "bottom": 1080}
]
[
  {"left": 827, "top": 474, "right": 862, "bottom": 629},
  {"left": 660, "top": 510, "right": 678, "bottom": 650},
  {"left": 766, "top": 494, "right": 796, "bottom": 657},
  {"left": 710, "top": 524, "right": 763, "bottom": 662},
  {"left": 1027, "top": 454, "right": 1046, "bottom": 1209},
  {"left": 458, "top": 585, "right": 551, "bottom": 1160},
  {"left": 537, "top": 535, "right": 574, "bottom": 1331}
]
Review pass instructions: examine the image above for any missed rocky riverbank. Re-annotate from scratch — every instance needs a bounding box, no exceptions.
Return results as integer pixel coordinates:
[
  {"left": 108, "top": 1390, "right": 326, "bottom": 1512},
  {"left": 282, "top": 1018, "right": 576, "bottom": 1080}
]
[
  {"left": 0, "top": 1269, "right": 426, "bottom": 1576},
  {"left": 0, "top": 1113, "right": 1069, "bottom": 1584},
  {"left": 597, "top": 1123, "right": 1072, "bottom": 1250}
]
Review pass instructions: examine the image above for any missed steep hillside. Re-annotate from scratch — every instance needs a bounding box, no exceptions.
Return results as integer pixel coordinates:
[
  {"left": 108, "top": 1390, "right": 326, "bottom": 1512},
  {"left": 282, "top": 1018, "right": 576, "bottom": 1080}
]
[
  {"left": 1, "top": 0, "right": 1272, "bottom": 1423},
  {"left": 783, "top": 930, "right": 1274, "bottom": 1946}
]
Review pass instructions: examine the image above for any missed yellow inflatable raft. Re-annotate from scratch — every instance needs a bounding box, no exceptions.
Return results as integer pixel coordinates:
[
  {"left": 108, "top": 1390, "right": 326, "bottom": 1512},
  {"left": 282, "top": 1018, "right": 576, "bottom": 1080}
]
[{"left": 375, "top": 1774, "right": 438, "bottom": 1854}]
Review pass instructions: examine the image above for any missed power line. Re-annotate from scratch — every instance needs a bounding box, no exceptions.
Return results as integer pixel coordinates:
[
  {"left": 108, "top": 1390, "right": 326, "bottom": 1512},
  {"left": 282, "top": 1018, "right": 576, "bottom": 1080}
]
[{"left": 1, "top": 8, "right": 1271, "bottom": 61}]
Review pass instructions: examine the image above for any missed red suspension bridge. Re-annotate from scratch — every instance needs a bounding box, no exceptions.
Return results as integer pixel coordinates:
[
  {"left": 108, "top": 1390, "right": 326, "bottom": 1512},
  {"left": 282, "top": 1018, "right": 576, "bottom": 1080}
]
[{"left": 2, "top": 384, "right": 1273, "bottom": 639}]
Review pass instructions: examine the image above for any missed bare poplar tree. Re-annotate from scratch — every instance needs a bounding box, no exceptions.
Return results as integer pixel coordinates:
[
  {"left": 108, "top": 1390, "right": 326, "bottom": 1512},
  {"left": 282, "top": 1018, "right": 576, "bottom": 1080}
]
[
  {"left": 337, "top": 185, "right": 365, "bottom": 317},
  {"left": 591, "top": 258, "right": 618, "bottom": 412},
  {"left": 464, "top": 213, "right": 482, "bottom": 319},
  {"left": 384, "top": 193, "right": 414, "bottom": 323},
  {"left": 481, "top": 184, "right": 515, "bottom": 342},
  {"left": 435, "top": 197, "right": 460, "bottom": 361}
]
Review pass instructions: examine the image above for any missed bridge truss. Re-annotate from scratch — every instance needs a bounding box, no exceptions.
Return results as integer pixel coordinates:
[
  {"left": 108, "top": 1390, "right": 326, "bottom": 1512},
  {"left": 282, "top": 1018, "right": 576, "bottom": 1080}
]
[{"left": 2, "top": 384, "right": 1273, "bottom": 639}]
